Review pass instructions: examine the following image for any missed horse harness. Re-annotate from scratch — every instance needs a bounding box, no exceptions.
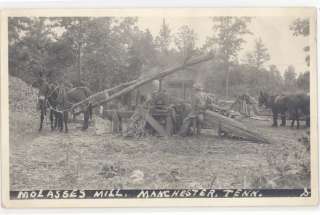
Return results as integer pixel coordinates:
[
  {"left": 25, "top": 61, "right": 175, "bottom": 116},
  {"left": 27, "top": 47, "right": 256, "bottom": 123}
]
[
  {"left": 41, "top": 85, "right": 66, "bottom": 114},
  {"left": 46, "top": 86, "right": 92, "bottom": 114},
  {"left": 274, "top": 95, "right": 285, "bottom": 104}
]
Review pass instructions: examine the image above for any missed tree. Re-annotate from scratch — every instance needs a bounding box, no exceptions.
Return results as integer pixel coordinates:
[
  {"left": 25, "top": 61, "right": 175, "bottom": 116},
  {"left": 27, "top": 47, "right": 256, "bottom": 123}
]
[
  {"left": 290, "top": 18, "right": 309, "bottom": 37},
  {"left": 245, "top": 38, "right": 270, "bottom": 70},
  {"left": 284, "top": 65, "right": 297, "bottom": 91},
  {"left": 8, "top": 17, "right": 33, "bottom": 79},
  {"left": 174, "top": 25, "right": 198, "bottom": 60},
  {"left": 8, "top": 17, "right": 64, "bottom": 84},
  {"left": 155, "top": 18, "right": 172, "bottom": 56},
  {"left": 58, "top": 17, "right": 92, "bottom": 85},
  {"left": 290, "top": 18, "right": 310, "bottom": 66},
  {"left": 261, "top": 65, "right": 283, "bottom": 93},
  {"left": 268, "top": 65, "right": 283, "bottom": 85},
  {"left": 205, "top": 17, "right": 252, "bottom": 97},
  {"left": 297, "top": 71, "right": 310, "bottom": 92}
]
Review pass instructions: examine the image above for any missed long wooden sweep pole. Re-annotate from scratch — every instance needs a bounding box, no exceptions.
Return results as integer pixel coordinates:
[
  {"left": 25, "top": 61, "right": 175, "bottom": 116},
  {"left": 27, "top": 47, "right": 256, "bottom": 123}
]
[{"left": 71, "top": 53, "right": 214, "bottom": 112}]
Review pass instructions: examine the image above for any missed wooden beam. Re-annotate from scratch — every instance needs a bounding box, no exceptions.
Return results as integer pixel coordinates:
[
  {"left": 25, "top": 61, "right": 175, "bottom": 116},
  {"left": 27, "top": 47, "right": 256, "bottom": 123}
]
[
  {"left": 111, "top": 111, "right": 121, "bottom": 134},
  {"left": 103, "top": 110, "right": 134, "bottom": 119},
  {"left": 145, "top": 112, "right": 168, "bottom": 137},
  {"left": 204, "top": 110, "right": 270, "bottom": 144},
  {"left": 71, "top": 53, "right": 215, "bottom": 113}
]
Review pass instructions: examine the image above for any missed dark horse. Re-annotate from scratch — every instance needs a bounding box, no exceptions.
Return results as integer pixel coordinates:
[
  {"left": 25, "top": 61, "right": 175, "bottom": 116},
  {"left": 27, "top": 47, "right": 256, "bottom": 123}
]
[
  {"left": 54, "top": 86, "right": 93, "bottom": 132},
  {"left": 258, "top": 91, "right": 310, "bottom": 128},
  {"left": 38, "top": 79, "right": 50, "bottom": 132},
  {"left": 38, "top": 80, "right": 68, "bottom": 132},
  {"left": 38, "top": 80, "right": 93, "bottom": 132},
  {"left": 47, "top": 84, "right": 67, "bottom": 131}
]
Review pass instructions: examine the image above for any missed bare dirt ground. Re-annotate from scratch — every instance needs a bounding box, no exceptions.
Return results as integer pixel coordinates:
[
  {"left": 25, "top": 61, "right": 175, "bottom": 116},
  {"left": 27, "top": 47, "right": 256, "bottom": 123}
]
[{"left": 10, "top": 113, "right": 310, "bottom": 191}]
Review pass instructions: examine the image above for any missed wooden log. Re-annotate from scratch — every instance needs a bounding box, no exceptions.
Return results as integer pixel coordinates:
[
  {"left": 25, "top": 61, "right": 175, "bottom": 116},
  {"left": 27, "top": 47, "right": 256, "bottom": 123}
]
[
  {"left": 103, "top": 109, "right": 134, "bottom": 120},
  {"left": 208, "top": 103, "right": 230, "bottom": 114},
  {"left": 204, "top": 110, "right": 270, "bottom": 144},
  {"left": 112, "top": 111, "right": 121, "bottom": 134},
  {"left": 145, "top": 112, "right": 168, "bottom": 137},
  {"left": 71, "top": 53, "right": 214, "bottom": 113},
  {"left": 74, "top": 80, "right": 137, "bottom": 115},
  {"left": 107, "top": 80, "right": 137, "bottom": 94}
]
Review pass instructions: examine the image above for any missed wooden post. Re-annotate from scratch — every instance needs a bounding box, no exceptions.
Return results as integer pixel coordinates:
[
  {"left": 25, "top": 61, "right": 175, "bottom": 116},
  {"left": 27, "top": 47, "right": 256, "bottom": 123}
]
[
  {"left": 112, "top": 111, "right": 120, "bottom": 134},
  {"left": 159, "top": 79, "right": 162, "bottom": 92},
  {"left": 145, "top": 113, "right": 168, "bottom": 137},
  {"left": 136, "top": 89, "right": 140, "bottom": 106},
  {"left": 182, "top": 80, "right": 186, "bottom": 100},
  {"left": 166, "top": 114, "right": 174, "bottom": 136}
]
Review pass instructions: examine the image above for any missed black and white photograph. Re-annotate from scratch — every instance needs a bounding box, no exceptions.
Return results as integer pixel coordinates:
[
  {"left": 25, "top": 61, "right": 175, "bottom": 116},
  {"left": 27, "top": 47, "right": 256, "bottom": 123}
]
[{"left": 1, "top": 8, "right": 318, "bottom": 207}]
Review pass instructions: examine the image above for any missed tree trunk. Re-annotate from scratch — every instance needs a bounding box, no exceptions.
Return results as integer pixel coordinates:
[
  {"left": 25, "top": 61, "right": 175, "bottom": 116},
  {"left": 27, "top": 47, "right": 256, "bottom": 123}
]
[
  {"left": 225, "top": 65, "right": 230, "bottom": 98},
  {"left": 78, "top": 44, "right": 81, "bottom": 85},
  {"left": 77, "top": 19, "right": 82, "bottom": 85}
]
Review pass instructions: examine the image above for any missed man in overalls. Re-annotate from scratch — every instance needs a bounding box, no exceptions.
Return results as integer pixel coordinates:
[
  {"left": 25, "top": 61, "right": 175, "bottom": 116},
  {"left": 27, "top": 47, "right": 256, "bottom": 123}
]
[{"left": 179, "top": 84, "right": 206, "bottom": 136}]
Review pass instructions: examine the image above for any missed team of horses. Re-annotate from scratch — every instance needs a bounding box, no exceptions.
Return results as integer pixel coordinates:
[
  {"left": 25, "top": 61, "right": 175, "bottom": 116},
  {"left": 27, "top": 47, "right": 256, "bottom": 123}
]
[
  {"left": 258, "top": 91, "right": 310, "bottom": 128},
  {"left": 38, "top": 79, "right": 93, "bottom": 132}
]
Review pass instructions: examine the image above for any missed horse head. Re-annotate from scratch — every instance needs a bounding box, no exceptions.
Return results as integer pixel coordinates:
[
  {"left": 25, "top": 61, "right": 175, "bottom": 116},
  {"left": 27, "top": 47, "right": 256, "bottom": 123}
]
[{"left": 47, "top": 83, "right": 60, "bottom": 106}]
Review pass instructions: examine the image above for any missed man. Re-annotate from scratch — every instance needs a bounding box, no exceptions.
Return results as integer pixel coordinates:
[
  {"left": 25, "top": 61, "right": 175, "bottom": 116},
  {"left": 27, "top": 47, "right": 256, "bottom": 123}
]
[{"left": 179, "top": 84, "right": 207, "bottom": 136}]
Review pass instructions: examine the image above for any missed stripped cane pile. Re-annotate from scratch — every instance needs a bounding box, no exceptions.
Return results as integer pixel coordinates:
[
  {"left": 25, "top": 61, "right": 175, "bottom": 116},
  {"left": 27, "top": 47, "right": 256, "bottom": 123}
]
[{"left": 9, "top": 76, "right": 39, "bottom": 141}]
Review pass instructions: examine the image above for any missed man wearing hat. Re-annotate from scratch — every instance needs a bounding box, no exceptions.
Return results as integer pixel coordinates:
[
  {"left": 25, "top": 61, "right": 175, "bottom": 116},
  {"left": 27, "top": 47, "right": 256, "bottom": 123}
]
[{"left": 179, "top": 83, "right": 207, "bottom": 136}]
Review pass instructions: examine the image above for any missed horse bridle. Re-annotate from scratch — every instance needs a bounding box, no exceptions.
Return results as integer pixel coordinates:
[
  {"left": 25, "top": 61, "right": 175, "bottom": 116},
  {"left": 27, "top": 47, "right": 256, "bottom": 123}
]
[{"left": 45, "top": 85, "right": 62, "bottom": 112}]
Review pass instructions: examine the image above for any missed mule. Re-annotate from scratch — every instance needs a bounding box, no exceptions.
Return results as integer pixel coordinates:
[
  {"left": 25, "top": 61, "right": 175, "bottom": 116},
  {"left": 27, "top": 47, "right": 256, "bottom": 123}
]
[
  {"left": 258, "top": 91, "right": 310, "bottom": 128},
  {"left": 258, "top": 91, "right": 287, "bottom": 127},
  {"left": 47, "top": 83, "right": 66, "bottom": 131},
  {"left": 55, "top": 86, "right": 93, "bottom": 132},
  {"left": 37, "top": 79, "right": 50, "bottom": 132},
  {"left": 37, "top": 80, "right": 64, "bottom": 132},
  {"left": 285, "top": 93, "right": 310, "bottom": 128}
]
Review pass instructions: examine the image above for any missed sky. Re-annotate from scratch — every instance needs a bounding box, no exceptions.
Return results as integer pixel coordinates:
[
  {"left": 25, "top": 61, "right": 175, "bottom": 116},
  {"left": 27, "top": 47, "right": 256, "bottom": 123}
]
[{"left": 137, "top": 16, "right": 309, "bottom": 75}]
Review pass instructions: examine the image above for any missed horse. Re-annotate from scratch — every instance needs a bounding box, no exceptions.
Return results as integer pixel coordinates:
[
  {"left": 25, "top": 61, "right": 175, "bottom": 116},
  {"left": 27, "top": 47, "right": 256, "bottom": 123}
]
[
  {"left": 258, "top": 91, "right": 290, "bottom": 127},
  {"left": 258, "top": 91, "right": 310, "bottom": 128},
  {"left": 285, "top": 93, "right": 310, "bottom": 128},
  {"left": 55, "top": 86, "right": 93, "bottom": 132},
  {"left": 37, "top": 80, "right": 64, "bottom": 132},
  {"left": 37, "top": 79, "right": 50, "bottom": 132},
  {"left": 47, "top": 83, "right": 66, "bottom": 131}
]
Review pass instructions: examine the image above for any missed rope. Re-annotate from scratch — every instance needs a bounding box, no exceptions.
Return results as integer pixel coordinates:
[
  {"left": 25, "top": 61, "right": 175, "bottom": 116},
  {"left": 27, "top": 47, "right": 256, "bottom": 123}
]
[
  {"left": 46, "top": 85, "right": 60, "bottom": 99},
  {"left": 46, "top": 100, "right": 63, "bottom": 114}
]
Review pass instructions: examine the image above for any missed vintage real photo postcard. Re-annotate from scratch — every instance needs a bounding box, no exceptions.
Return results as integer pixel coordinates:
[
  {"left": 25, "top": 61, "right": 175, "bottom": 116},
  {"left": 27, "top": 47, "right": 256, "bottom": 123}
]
[{"left": 1, "top": 8, "right": 318, "bottom": 207}]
